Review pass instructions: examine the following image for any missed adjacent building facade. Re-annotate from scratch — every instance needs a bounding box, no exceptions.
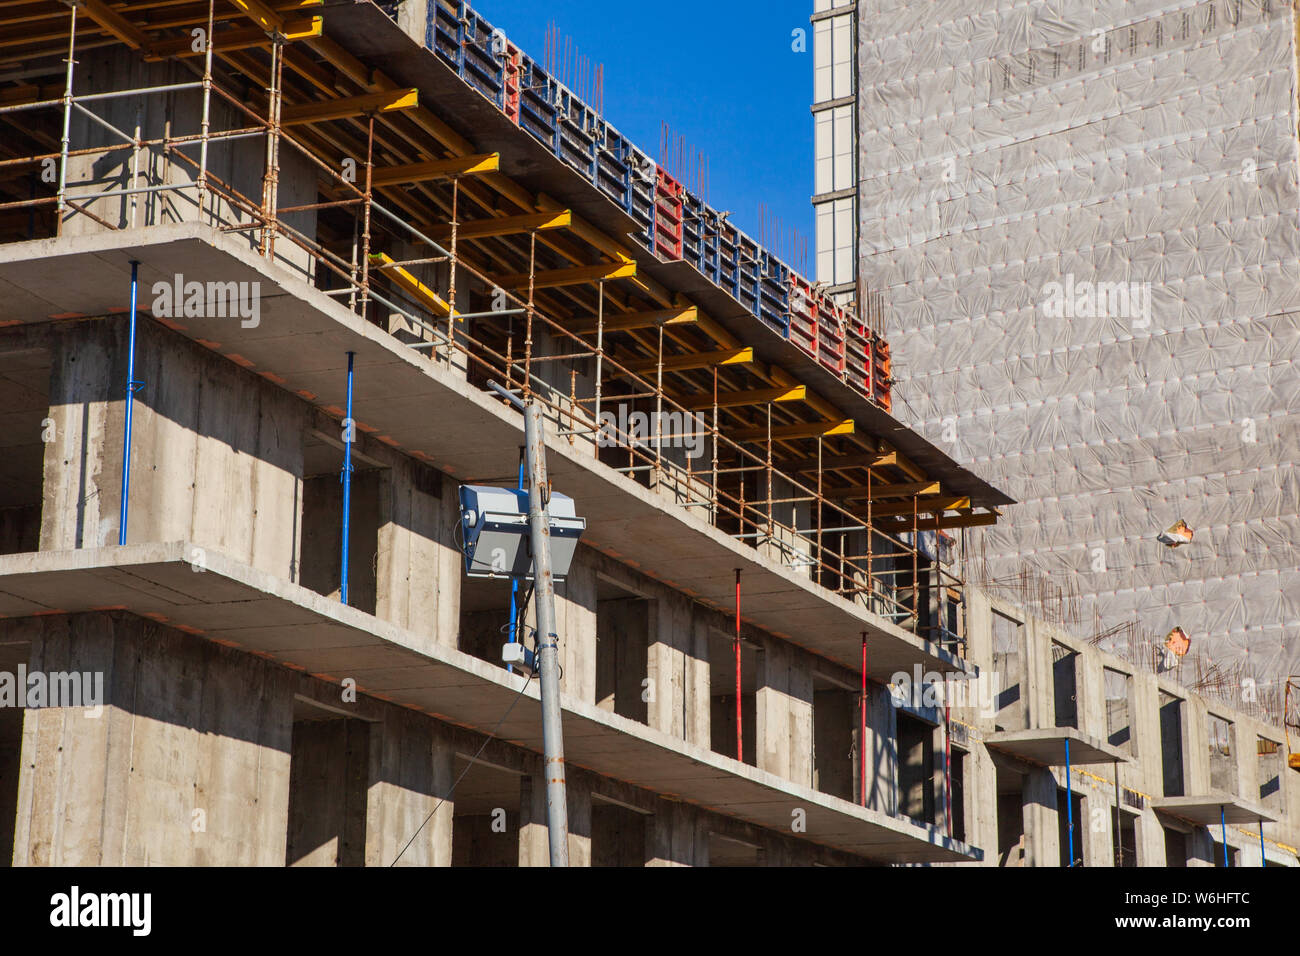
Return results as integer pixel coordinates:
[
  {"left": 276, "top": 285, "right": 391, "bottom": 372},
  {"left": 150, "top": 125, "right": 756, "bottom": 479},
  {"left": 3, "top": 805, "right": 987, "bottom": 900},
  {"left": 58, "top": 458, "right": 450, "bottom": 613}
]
[{"left": 818, "top": 0, "right": 1300, "bottom": 682}]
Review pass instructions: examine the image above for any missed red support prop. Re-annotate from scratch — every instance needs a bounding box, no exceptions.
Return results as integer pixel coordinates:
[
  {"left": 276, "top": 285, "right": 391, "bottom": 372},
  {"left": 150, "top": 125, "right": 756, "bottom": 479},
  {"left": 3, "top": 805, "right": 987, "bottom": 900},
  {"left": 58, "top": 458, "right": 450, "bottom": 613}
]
[
  {"left": 735, "top": 568, "right": 743, "bottom": 764},
  {"left": 859, "top": 632, "right": 867, "bottom": 806}
]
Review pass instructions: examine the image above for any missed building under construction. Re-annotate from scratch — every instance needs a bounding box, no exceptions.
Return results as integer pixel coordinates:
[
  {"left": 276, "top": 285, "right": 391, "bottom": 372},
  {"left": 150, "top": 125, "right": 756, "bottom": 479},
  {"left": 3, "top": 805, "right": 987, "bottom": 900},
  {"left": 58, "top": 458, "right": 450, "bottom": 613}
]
[
  {"left": 0, "top": 0, "right": 1295, "bottom": 866},
  {"left": 820, "top": 0, "right": 1300, "bottom": 686}
]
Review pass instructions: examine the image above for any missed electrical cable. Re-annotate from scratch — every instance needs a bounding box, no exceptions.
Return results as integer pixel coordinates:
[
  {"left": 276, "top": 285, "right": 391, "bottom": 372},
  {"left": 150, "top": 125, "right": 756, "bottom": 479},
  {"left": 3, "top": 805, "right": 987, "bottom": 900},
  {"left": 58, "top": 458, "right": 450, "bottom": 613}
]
[{"left": 389, "top": 668, "right": 535, "bottom": 866}]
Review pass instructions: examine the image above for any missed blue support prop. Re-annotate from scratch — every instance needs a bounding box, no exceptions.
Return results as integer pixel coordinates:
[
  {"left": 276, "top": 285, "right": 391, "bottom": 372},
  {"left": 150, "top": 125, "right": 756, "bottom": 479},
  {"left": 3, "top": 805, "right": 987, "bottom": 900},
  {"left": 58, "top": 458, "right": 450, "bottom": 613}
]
[
  {"left": 118, "top": 260, "right": 142, "bottom": 546},
  {"left": 505, "top": 452, "right": 525, "bottom": 673},
  {"left": 1065, "top": 736, "right": 1074, "bottom": 866},
  {"left": 1259, "top": 818, "right": 1266, "bottom": 867},
  {"left": 1221, "top": 805, "right": 1229, "bottom": 867},
  {"left": 340, "top": 351, "right": 356, "bottom": 605}
]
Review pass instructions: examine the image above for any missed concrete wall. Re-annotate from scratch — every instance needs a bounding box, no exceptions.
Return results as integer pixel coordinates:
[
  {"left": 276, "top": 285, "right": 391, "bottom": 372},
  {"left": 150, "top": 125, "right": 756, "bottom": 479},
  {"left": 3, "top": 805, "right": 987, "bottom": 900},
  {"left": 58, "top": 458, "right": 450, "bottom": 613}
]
[
  {"left": 9, "top": 612, "right": 294, "bottom": 866},
  {"left": 954, "top": 588, "right": 1300, "bottom": 867}
]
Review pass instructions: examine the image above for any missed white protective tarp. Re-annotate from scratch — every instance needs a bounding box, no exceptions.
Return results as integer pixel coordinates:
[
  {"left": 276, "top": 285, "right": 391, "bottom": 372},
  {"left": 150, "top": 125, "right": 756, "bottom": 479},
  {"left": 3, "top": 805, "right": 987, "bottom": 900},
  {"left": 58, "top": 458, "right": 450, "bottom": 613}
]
[{"left": 856, "top": 0, "right": 1300, "bottom": 683}]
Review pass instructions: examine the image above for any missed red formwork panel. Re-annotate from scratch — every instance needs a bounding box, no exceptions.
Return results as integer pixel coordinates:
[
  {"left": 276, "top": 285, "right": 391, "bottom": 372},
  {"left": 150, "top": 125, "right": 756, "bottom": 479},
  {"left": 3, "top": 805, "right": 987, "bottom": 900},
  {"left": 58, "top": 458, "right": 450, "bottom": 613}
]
[
  {"left": 653, "top": 167, "right": 684, "bottom": 260},
  {"left": 502, "top": 46, "right": 522, "bottom": 124},
  {"left": 817, "top": 296, "right": 847, "bottom": 376},
  {"left": 788, "top": 275, "right": 819, "bottom": 359},
  {"left": 844, "top": 319, "right": 871, "bottom": 395},
  {"left": 872, "top": 336, "right": 892, "bottom": 412}
]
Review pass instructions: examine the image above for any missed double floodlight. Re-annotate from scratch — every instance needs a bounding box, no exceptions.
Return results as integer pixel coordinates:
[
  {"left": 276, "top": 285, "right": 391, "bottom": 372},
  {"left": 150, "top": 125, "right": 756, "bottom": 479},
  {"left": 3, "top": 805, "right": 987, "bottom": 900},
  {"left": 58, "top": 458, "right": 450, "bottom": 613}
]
[{"left": 457, "top": 484, "right": 586, "bottom": 581}]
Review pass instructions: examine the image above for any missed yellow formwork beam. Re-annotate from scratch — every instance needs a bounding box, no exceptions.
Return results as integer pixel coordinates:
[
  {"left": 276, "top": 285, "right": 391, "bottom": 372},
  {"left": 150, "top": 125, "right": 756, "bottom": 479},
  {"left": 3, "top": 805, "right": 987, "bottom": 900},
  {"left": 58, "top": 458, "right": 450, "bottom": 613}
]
[
  {"left": 369, "top": 252, "right": 455, "bottom": 319},
  {"left": 870, "top": 496, "right": 971, "bottom": 518},
  {"left": 823, "top": 480, "right": 941, "bottom": 500},
  {"left": 282, "top": 88, "right": 419, "bottom": 125},
  {"left": 876, "top": 509, "right": 999, "bottom": 530},
  {"left": 145, "top": 17, "right": 321, "bottom": 60},
  {"left": 79, "top": 0, "right": 151, "bottom": 48},
  {"left": 427, "top": 209, "right": 570, "bottom": 240},
  {"left": 571, "top": 306, "right": 698, "bottom": 334},
  {"left": 683, "top": 385, "right": 806, "bottom": 410},
  {"left": 731, "top": 420, "right": 855, "bottom": 442},
  {"left": 496, "top": 260, "right": 636, "bottom": 290},
  {"left": 229, "top": 0, "right": 284, "bottom": 33},
  {"left": 370, "top": 153, "right": 500, "bottom": 187},
  {"left": 622, "top": 347, "right": 753, "bottom": 374}
]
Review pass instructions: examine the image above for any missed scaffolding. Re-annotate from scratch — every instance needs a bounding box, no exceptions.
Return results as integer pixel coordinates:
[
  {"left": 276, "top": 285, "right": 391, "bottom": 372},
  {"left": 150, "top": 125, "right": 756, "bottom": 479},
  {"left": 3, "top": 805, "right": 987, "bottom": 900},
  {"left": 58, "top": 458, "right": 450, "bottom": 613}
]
[{"left": 0, "top": 0, "right": 1005, "bottom": 652}]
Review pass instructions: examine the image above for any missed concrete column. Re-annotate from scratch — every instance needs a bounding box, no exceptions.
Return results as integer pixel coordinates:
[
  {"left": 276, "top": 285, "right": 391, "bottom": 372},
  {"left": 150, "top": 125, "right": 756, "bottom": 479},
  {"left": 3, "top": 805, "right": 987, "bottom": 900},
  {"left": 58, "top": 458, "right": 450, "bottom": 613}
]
[
  {"left": 375, "top": 457, "right": 462, "bottom": 648},
  {"left": 1021, "top": 768, "right": 1060, "bottom": 867},
  {"left": 860, "top": 683, "right": 897, "bottom": 815},
  {"left": 965, "top": 744, "right": 999, "bottom": 865},
  {"left": 364, "top": 708, "right": 455, "bottom": 866},
  {"left": 751, "top": 642, "right": 813, "bottom": 786},
  {"left": 1184, "top": 695, "right": 1211, "bottom": 796},
  {"left": 518, "top": 772, "right": 590, "bottom": 866},
  {"left": 393, "top": 0, "right": 431, "bottom": 47},
  {"left": 10, "top": 612, "right": 294, "bottom": 866},
  {"left": 1134, "top": 811, "right": 1166, "bottom": 866},
  {"left": 647, "top": 592, "right": 710, "bottom": 745},
  {"left": 646, "top": 800, "right": 708, "bottom": 867},
  {"left": 556, "top": 558, "right": 596, "bottom": 703},
  {"left": 40, "top": 321, "right": 121, "bottom": 551}
]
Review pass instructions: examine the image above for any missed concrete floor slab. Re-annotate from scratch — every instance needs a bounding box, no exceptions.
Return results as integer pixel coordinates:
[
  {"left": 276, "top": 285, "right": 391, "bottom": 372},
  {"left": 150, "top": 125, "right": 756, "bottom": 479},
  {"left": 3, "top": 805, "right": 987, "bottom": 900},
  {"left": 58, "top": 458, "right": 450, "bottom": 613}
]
[
  {"left": 985, "top": 727, "right": 1130, "bottom": 766},
  {"left": 0, "top": 226, "right": 969, "bottom": 683},
  {"left": 0, "top": 542, "right": 979, "bottom": 863}
]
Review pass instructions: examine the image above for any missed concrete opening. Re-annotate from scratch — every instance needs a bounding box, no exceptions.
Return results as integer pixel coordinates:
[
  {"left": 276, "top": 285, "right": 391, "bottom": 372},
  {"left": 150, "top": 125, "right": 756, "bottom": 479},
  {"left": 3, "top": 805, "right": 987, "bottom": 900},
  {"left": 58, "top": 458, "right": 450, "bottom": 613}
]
[
  {"left": 299, "top": 430, "right": 384, "bottom": 615},
  {"left": 0, "top": 640, "right": 28, "bottom": 865},
  {"left": 896, "top": 711, "right": 936, "bottom": 826},
  {"left": 1112, "top": 808, "right": 1137, "bottom": 867},
  {"left": 992, "top": 611, "right": 1025, "bottom": 731},
  {"left": 1258, "top": 736, "right": 1283, "bottom": 810},
  {"left": 1213, "top": 841, "right": 1239, "bottom": 868},
  {"left": 708, "top": 831, "right": 760, "bottom": 866},
  {"left": 709, "top": 629, "right": 757, "bottom": 766},
  {"left": 591, "top": 796, "right": 648, "bottom": 867},
  {"left": 1163, "top": 826, "right": 1187, "bottom": 866},
  {"left": 285, "top": 698, "right": 371, "bottom": 867},
  {"left": 950, "top": 745, "right": 967, "bottom": 843},
  {"left": 1051, "top": 642, "right": 1078, "bottom": 729},
  {"left": 1104, "top": 667, "right": 1133, "bottom": 754},
  {"left": 595, "top": 578, "right": 649, "bottom": 724},
  {"left": 1159, "top": 692, "right": 1185, "bottom": 797},
  {"left": 812, "top": 672, "right": 856, "bottom": 801},
  {"left": 1207, "top": 713, "right": 1236, "bottom": 795},
  {"left": 995, "top": 766, "right": 1026, "bottom": 866},
  {"left": 458, "top": 576, "right": 516, "bottom": 670},
  {"left": 1056, "top": 788, "right": 1083, "bottom": 867},
  {"left": 0, "top": 348, "right": 50, "bottom": 555},
  {"left": 450, "top": 756, "right": 521, "bottom": 867}
]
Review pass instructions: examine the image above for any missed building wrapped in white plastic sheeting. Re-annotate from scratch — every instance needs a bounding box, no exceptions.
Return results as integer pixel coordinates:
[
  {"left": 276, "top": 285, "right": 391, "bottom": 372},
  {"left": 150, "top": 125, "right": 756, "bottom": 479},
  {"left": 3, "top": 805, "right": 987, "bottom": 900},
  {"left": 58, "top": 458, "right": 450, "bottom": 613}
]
[{"left": 850, "top": 0, "right": 1300, "bottom": 681}]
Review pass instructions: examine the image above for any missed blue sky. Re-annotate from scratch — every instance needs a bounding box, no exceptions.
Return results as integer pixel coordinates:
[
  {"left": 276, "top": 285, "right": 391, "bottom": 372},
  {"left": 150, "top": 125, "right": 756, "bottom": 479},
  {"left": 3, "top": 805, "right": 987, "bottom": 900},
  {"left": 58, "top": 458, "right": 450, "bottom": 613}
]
[{"left": 476, "top": 0, "right": 815, "bottom": 273}]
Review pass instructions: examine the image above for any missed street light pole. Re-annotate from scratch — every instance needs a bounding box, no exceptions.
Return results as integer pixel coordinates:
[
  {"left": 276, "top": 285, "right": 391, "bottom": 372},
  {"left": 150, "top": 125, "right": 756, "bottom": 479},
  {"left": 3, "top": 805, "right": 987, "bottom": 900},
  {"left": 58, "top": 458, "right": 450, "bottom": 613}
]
[
  {"left": 490, "top": 381, "right": 570, "bottom": 865},
  {"left": 523, "top": 401, "right": 570, "bottom": 866}
]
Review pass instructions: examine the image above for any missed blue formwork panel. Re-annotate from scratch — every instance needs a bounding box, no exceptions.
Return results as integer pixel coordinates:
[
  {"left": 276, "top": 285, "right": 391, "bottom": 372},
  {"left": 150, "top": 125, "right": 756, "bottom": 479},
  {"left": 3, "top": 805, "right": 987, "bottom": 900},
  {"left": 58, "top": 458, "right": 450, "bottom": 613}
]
[
  {"left": 594, "top": 125, "right": 634, "bottom": 211},
  {"left": 627, "top": 150, "right": 655, "bottom": 248},
  {"left": 430, "top": 4, "right": 461, "bottom": 67},
  {"left": 758, "top": 252, "right": 791, "bottom": 337},
  {"left": 413, "top": 2, "right": 866, "bottom": 372},
  {"left": 733, "top": 232, "right": 761, "bottom": 316},
  {"left": 680, "top": 192, "right": 706, "bottom": 272},
  {"left": 554, "top": 93, "right": 599, "bottom": 182},
  {"left": 518, "top": 72, "right": 557, "bottom": 148}
]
